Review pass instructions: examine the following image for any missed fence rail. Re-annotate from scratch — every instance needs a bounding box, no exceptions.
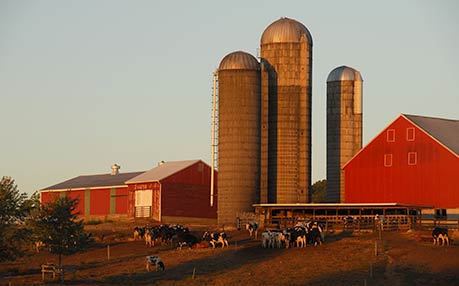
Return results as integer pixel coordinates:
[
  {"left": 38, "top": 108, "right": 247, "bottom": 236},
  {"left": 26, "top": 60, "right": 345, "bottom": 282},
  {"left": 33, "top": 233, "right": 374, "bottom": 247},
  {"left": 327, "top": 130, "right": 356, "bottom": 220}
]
[{"left": 265, "top": 214, "right": 420, "bottom": 232}]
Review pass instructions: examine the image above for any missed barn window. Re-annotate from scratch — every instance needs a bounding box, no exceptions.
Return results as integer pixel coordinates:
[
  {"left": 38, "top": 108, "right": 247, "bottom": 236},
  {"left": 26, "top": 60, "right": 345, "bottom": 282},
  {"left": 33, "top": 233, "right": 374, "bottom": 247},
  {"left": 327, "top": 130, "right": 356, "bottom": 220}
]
[
  {"left": 408, "top": 152, "right": 417, "bottom": 165},
  {"left": 198, "top": 162, "right": 203, "bottom": 172},
  {"left": 384, "top": 154, "right": 393, "bottom": 167},
  {"left": 406, "top": 127, "right": 415, "bottom": 141},
  {"left": 387, "top": 129, "right": 395, "bottom": 142}
]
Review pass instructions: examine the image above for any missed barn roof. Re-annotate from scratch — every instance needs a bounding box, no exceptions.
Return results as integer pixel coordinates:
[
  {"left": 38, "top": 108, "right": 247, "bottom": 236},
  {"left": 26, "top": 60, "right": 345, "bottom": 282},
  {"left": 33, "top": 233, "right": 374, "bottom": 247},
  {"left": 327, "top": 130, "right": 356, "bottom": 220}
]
[
  {"left": 125, "top": 160, "right": 203, "bottom": 184},
  {"left": 403, "top": 114, "right": 459, "bottom": 155},
  {"left": 42, "top": 171, "right": 144, "bottom": 191}
]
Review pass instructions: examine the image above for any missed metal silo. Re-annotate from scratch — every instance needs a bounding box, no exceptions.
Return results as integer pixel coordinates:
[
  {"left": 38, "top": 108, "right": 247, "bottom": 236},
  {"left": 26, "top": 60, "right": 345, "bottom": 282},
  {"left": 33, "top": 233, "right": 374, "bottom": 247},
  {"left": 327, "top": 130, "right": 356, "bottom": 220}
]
[
  {"left": 217, "top": 51, "right": 261, "bottom": 225},
  {"left": 260, "top": 17, "right": 313, "bottom": 203},
  {"left": 326, "top": 66, "right": 363, "bottom": 202}
]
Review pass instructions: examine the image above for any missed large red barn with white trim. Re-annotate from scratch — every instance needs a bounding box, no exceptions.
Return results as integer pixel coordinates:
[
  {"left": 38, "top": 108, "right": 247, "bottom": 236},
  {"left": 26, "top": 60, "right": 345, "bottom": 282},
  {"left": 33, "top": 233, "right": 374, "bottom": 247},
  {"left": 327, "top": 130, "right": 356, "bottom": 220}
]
[
  {"left": 40, "top": 166, "right": 142, "bottom": 216},
  {"left": 343, "top": 114, "right": 459, "bottom": 212},
  {"left": 40, "top": 160, "right": 217, "bottom": 223}
]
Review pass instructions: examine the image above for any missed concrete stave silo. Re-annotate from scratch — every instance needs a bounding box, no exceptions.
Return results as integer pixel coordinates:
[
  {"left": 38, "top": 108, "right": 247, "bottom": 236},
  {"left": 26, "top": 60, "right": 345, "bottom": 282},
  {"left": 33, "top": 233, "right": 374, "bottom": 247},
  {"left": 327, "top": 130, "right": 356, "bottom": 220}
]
[
  {"left": 217, "top": 51, "right": 261, "bottom": 225},
  {"left": 260, "top": 17, "right": 313, "bottom": 203},
  {"left": 326, "top": 66, "right": 363, "bottom": 203}
]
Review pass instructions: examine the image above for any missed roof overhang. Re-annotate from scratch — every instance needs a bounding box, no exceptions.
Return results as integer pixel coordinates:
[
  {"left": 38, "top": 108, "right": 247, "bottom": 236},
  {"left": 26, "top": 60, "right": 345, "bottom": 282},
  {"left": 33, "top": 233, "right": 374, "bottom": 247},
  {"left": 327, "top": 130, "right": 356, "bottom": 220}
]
[
  {"left": 41, "top": 185, "right": 128, "bottom": 192},
  {"left": 253, "top": 203, "right": 434, "bottom": 209}
]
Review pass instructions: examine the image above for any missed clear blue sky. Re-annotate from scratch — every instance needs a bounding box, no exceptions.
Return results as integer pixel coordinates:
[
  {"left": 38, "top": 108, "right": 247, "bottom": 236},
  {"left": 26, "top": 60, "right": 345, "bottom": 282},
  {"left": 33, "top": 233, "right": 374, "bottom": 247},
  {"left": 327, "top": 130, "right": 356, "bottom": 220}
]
[{"left": 1, "top": 0, "right": 458, "bottom": 196}]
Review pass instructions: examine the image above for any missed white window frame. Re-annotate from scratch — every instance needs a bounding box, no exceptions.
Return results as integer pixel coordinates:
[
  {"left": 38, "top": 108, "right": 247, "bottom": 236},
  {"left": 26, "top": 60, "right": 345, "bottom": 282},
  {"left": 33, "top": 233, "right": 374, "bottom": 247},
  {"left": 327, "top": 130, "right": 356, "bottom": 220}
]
[
  {"left": 387, "top": 129, "right": 395, "bottom": 142},
  {"left": 408, "top": 152, "right": 417, "bottom": 165},
  {"left": 407, "top": 127, "right": 415, "bottom": 141},
  {"left": 384, "top": 154, "right": 393, "bottom": 167}
]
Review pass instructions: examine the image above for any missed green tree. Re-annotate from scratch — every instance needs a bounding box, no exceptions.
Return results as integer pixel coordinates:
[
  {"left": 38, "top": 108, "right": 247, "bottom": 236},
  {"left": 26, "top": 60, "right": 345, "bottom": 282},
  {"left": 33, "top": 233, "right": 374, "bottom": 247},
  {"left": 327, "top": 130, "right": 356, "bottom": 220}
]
[
  {"left": 311, "top": 179, "right": 326, "bottom": 203},
  {"left": 0, "top": 176, "right": 30, "bottom": 261},
  {"left": 29, "top": 195, "right": 92, "bottom": 270}
]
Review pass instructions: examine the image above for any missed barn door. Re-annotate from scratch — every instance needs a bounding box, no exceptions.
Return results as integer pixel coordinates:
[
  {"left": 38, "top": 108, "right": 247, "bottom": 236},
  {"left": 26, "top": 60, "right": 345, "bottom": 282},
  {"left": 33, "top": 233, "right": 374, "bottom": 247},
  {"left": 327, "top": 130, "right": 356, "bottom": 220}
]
[{"left": 134, "top": 189, "right": 152, "bottom": 218}]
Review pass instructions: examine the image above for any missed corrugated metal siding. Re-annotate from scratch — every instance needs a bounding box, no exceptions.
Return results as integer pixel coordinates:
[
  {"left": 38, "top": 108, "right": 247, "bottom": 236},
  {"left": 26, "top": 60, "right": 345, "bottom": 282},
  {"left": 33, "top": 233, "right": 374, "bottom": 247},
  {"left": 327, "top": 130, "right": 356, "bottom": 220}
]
[
  {"left": 161, "top": 162, "right": 217, "bottom": 219},
  {"left": 344, "top": 116, "right": 459, "bottom": 208},
  {"left": 67, "top": 190, "right": 85, "bottom": 215},
  {"left": 41, "top": 191, "right": 59, "bottom": 204},
  {"left": 90, "top": 188, "right": 110, "bottom": 215},
  {"left": 115, "top": 188, "right": 128, "bottom": 214}
]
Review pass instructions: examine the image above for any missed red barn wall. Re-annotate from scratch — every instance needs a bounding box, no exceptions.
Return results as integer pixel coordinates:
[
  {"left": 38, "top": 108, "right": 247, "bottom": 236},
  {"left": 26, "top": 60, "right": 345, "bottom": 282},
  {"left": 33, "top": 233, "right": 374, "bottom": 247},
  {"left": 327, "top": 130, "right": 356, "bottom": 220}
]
[
  {"left": 161, "top": 162, "right": 217, "bottom": 219},
  {"left": 40, "top": 190, "right": 85, "bottom": 215},
  {"left": 66, "top": 190, "right": 85, "bottom": 215},
  {"left": 90, "top": 188, "right": 110, "bottom": 215},
  {"left": 115, "top": 187, "right": 129, "bottom": 214},
  {"left": 41, "top": 191, "right": 60, "bottom": 204},
  {"left": 344, "top": 116, "right": 459, "bottom": 208}
]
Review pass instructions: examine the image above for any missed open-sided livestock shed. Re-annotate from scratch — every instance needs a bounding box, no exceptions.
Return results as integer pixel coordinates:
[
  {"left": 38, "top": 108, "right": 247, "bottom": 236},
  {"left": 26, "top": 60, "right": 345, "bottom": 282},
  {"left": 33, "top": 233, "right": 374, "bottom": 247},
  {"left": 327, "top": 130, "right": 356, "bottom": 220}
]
[
  {"left": 253, "top": 203, "right": 432, "bottom": 230},
  {"left": 343, "top": 114, "right": 459, "bottom": 221},
  {"left": 125, "top": 160, "right": 217, "bottom": 224}
]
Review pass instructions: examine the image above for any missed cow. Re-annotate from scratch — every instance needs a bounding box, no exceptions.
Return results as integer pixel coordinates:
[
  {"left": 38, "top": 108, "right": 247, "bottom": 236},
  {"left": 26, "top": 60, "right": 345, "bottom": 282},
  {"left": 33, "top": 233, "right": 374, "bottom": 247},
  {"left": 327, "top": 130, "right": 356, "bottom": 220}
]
[
  {"left": 144, "top": 230, "right": 153, "bottom": 247},
  {"left": 261, "top": 231, "right": 271, "bottom": 248},
  {"left": 146, "top": 255, "right": 165, "bottom": 272},
  {"left": 246, "top": 222, "right": 259, "bottom": 239},
  {"left": 307, "top": 221, "right": 324, "bottom": 246},
  {"left": 283, "top": 227, "right": 307, "bottom": 248},
  {"left": 432, "top": 227, "right": 449, "bottom": 246},
  {"left": 174, "top": 232, "right": 198, "bottom": 249},
  {"left": 202, "top": 231, "right": 229, "bottom": 248},
  {"left": 134, "top": 227, "right": 146, "bottom": 240}
]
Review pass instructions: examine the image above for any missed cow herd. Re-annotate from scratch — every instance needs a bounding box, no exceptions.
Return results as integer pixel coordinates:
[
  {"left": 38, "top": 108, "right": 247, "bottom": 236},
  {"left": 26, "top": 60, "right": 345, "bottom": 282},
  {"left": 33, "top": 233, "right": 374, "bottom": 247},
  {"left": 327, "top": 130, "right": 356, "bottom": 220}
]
[
  {"left": 134, "top": 222, "right": 454, "bottom": 271},
  {"left": 133, "top": 220, "right": 326, "bottom": 252},
  {"left": 133, "top": 224, "right": 229, "bottom": 250},
  {"left": 260, "top": 221, "right": 325, "bottom": 249}
]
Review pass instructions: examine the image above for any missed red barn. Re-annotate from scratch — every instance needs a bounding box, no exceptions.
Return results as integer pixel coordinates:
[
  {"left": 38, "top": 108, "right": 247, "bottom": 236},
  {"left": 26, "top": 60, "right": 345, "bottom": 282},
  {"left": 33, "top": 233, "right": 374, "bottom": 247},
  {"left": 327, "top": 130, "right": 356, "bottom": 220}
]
[
  {"left": 125, "top": 160, "right": 217, "bottom": 224},
  {"left": 344, "top": 114, "right": 459, "bottom": 216},
  {"left": 40, "top": 165, "right": 143, "bottom": 217}
]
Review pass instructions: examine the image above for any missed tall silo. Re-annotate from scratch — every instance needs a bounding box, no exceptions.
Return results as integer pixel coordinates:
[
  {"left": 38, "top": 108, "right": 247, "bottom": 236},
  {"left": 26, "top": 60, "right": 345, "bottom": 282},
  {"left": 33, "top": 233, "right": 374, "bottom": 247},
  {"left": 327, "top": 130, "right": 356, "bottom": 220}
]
[
  {"left": 326, "top": 66, "right": 363, "bottom": 202},
  {"left": 217, "top": 51, "right": 261, "bottom": 225},
  {"left": 260, "top": 17, "right": 313, "bottom": 203}
]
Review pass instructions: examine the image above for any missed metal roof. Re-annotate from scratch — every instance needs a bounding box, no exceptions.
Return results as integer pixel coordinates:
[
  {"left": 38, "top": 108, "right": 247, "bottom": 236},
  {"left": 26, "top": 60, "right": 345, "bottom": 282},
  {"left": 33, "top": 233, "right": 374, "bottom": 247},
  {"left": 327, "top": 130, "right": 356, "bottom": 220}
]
[
  {"left": 125, "top": 160, "right": 203, "bottom": 184},
  {"left": 403, "top": 114, "right": 459, "bottom": 155},
  {"left": 218, "top": 51, "right": 260, "bottom": 71},
  {"left": 261, "top": 17, "right": 313, "bottom": 45},
  {"left": 41, "top": 171, "right": 144, "bottom": 191},
  {"left": 327, "top": 65, "right": 363, "bottom": 82},
  {"left": 253, "top": 203, "right": 433, "bottom": 209}
]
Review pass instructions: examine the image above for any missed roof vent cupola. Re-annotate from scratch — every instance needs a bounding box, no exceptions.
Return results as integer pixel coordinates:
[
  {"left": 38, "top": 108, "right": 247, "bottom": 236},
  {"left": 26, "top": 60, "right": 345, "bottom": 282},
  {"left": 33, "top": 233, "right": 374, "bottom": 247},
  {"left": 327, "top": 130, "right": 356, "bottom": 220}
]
[{"left": 111, "top": 164, "right": 120, "bottom": 175}]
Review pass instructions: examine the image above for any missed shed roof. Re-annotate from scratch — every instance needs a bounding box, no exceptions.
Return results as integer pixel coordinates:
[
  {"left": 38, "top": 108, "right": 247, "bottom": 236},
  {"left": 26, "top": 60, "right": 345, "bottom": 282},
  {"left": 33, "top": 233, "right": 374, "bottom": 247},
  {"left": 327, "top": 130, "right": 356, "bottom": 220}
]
[
  {"left": 403, "top": 114, "right": 459, "bottom": 155},
  {"left": 42, "top": 171, "right": 144, "bottom": 191},
  {"left": 126, "top": 160, "right": 203, "bottom": 184}
]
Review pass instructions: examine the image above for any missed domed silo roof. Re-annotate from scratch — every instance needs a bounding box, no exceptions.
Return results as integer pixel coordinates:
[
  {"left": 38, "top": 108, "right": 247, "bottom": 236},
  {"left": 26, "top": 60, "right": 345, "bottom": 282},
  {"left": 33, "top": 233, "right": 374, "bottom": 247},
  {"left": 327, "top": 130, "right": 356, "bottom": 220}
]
[
  {"left": 261, "top": 17, "right": 313, "bottom": 45},
  {"left": 218, "top": 51, "right": 260, "bottom": 71},
  {"left": 327, "top": 66, "right": 363, "bottom": 82}
]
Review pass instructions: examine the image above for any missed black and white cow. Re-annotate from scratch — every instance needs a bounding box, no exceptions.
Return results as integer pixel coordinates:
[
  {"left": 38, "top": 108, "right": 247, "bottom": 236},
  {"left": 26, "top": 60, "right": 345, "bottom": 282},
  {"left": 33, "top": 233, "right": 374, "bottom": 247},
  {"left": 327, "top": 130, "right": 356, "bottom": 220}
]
[
  {"left": 432, "top": 227, "right": 449, "bottom": 246},
  {"left": 246, "top": 222, "right": 259, "bottom": 239},
  {"left": 175, "top": 232, "right": 198, "bottom": 249},
  {"left": 146, "top": 255, "right": 165, "bottom": 272},
  {"left": 134, "top": 226, "right": 146, "bottom": 240},
  {"left": 202, "top": 231, "right": 229, "bottom": 248}
]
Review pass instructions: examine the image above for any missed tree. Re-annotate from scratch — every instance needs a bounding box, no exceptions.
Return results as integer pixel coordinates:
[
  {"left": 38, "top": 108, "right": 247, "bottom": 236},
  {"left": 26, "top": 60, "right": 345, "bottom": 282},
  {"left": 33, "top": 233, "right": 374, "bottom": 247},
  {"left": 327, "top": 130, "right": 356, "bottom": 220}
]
[
  {"left": 0, "top": 176, "right": 30, "bottom": 261},
  {"left": 29, "top": 195, "right": 92, "bottom": 270},
  {"left": 311, "top": 179, "right": 326, "bottom": 203}
]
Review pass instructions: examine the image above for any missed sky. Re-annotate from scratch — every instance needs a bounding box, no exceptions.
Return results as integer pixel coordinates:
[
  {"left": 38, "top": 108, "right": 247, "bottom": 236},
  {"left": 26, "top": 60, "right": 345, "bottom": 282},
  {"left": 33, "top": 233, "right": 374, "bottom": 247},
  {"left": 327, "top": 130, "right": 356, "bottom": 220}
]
[{"left": 1, "top": 0, "right": 458, "bottom": 196}]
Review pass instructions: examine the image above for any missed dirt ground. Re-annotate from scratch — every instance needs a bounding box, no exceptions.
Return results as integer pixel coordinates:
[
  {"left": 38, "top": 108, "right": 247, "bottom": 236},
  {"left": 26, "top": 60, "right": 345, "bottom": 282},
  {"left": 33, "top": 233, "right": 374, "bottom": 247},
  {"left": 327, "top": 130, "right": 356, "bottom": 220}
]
[{"left": 1, "top": 221, "right": 459, "bottom": 286}]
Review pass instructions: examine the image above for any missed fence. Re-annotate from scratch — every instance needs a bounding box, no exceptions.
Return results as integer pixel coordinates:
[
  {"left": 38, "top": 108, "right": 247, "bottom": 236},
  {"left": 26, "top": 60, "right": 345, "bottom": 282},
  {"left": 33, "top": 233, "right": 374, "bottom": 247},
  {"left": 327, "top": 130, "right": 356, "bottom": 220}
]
[{"left": 265, "top": 214, "right": 417, "bottom": 232}]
